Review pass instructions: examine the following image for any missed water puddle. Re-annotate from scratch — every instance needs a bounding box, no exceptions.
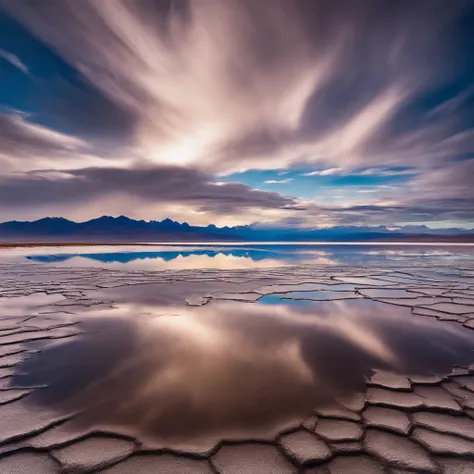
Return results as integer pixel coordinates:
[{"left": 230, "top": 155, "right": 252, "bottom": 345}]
[{"left": 12, "top": 297, "right": 474, "bottom": 447}]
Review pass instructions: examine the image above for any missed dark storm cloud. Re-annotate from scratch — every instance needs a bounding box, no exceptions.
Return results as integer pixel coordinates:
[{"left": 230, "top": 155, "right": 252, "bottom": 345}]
[{"left": 0, "top": 165, "right": 297, "bottom": 213}]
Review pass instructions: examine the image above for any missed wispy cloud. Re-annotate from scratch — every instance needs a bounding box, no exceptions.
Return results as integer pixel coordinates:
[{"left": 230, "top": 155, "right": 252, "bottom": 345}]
[
  {"left": 0, "top": 165, "right": 299, "bottom": 217},
  {"left": 5, "top": 0, "right": 470, "bottom": 174},
  {"left": 357, "top": 168, "right": 417, "bottom": 177},
  {"left": 264, "top": 178, "right": 294, "bottom": 184},
  {"left": 302, "top": 167, "right": 343, "bottom": 176},
  {"left": 1, "top": 0, "right": 473, "bottom": 227},
  {"left": 0, "top": 111, "right": 115, "bottom": 171},
  {"left": 0, "top": 48, "right": 29, "bottom": 75}
]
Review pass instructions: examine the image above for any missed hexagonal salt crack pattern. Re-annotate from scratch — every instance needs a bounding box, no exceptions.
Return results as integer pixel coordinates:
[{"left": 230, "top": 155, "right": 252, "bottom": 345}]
[
  {"left": 453, "top": 375, "right": 474, "bottom": 392},
  {"left": 422, "top": 303, "right": 474, "bottom": 315},
  {"left": 364, "top": 429, "right": 438, "bottom": 472},
  {"left": 0, "top": 260, "right": 474, "bottom": 473},
  {"left": 437, "top": 458, "right": 474, "bottom": 474},
  {"left": 328, "top": 441, "right": 363, "bottom": 455},
  {"left": 412, "top": 386, "right": 462, "bottom": 412},
  {"left": 52, "top": 435, "right": 136, "bottom": 472},
  {"left": 314, "top": 404, "right": 360, "bottom": 421},
  {"left": 0, "top": 452, "right": 60, "bottom": 474},
  {"left": 362, "top": 406, "right": 411, "bottom": 435},
  {"left": 366, "top": 388, "right": 425, "bottom": 410},
  {"left": 99, "top": 454, "right": 214, "bottom": 474},
  {"left": 413, "top": 412, "right": 474, "bottom": 440},
  {"left": 279, "top": 430, "right": 332, "bottom": 466},
  {"left": 368, "top": 371, "right": 411, "bottom": 390},
  {"left": 412, "top": 427, "right": 474, "bottom": 456},
  {"left": 327, "top": 455, "right": 386, "bottom": 474},
  {"left": 212, "top": 444, "right": 297, "bottom": 474},
  {"left": 0, "top": 400, "right": 72, "bottom": 445},
  {"left": 314, "top": 419, "right": 363, "bottom": 442}
]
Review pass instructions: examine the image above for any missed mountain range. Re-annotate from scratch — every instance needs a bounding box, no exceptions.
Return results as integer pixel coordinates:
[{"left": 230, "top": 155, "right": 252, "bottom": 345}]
[{"left": 0, "top": 216, "right": 473, "bottom": 243}]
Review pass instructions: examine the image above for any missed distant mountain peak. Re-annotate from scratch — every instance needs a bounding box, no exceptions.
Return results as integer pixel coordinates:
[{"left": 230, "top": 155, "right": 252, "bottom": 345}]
[
  {"left": 0, "top": 215, "right": 472, "bottom": 243},
  {"left": 36, "top": 217, "right": 73, "bottom": 223}
]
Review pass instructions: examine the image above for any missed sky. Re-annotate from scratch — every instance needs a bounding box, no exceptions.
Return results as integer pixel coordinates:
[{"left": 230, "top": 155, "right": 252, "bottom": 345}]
[{"left": 1, "top": 0, "right": 474, "bottom": 229}]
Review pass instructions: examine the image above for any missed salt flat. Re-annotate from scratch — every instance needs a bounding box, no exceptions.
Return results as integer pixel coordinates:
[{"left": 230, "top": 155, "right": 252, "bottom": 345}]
[{"left": 0, "top": 253, "right": 474, "bottom": 473}]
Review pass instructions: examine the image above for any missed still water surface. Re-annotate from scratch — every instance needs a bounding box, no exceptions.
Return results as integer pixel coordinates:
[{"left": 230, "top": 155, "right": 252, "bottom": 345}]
[
  {"left": 1, "top": 243, "right": 473, "bottom": 269},
  {"left": 14, "top": 296, "right": 474, "bottom": 445},
  {"left": 4, "top": 242, "right": 474, "bottom": 447}
]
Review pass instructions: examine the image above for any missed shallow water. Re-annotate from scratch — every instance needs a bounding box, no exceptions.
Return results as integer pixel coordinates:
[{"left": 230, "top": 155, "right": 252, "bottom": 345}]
[
  {"left": 13, "top": 297, "right": 474, "bottom": 445},
  {"left": 2, "top": 258, "right": 474, "bottom": 470},
  {"left": 1, "top": 242, "right": 474, "bottom": 270}
]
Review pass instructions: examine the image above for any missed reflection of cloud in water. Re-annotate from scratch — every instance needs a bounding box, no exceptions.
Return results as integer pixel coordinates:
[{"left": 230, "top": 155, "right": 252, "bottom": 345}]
[
  {"left": 24, "top": 248, "right": 335, "bottom": 269},
  {"left": 50, "top": 253, "right": 293, "bottom": 269},
  {"left": 362, "top": 249, "right": 473, "bottom": 260},
  {"left": 3, "top": 244, "right": 474, "bottom": 270},
  {"left": 14, "top": 299, "right": 474, "bottom": 446}
]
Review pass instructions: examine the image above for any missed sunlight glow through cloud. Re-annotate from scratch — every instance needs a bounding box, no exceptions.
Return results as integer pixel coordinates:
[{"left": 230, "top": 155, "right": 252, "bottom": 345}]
[{"left": 1, "top": 0, "right": 473, "bottom": 228}]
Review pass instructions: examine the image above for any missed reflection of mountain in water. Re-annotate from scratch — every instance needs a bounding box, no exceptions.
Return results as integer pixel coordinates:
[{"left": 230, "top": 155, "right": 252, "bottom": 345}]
[
  {"left": 27, "top": 249, "right": 290, "bottom": 264},
  {"left": 25, "top": 245, "right": 474, "bottom": 267}
]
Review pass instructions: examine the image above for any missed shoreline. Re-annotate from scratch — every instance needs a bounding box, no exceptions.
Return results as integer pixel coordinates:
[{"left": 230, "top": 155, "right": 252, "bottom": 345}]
[{"left": 1, "top": 241, "right": 474, "bottom": 249}]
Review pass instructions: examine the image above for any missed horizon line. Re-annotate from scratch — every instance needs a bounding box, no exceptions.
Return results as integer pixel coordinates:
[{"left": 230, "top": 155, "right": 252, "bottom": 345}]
[{"left": 1, "top": 215, "right": 473, "bottom": 232}]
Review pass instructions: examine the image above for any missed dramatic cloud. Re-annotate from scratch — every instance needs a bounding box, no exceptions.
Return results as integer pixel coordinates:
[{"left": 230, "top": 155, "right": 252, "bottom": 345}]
[
  {"left": 296, "top": 160, "right": 474, "bottom": 226},
  {"left": 0, "top": 111, "right": 126, "bottom": 171},
  {"left": 0, "top": 165, "right": 298, "bottom": 215},
  {"left": 4, "top": 0, "right": 473, "bottom": 172},
  {"left": 1, "top": 0, "right": 473, "bottom": 226},
  {"left": 0, "top": 112, "right": 85, "bottom": 158}
]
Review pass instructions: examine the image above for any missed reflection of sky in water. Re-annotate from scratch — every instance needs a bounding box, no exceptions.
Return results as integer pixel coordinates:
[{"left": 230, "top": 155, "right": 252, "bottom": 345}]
[
  {"left": 28, "top": 252, "right": 294, "bottom": 270},
  {"left": 14, "top": 298, "right": 474, "bottom": 447},
  {"left": 2, "top": 243, "right": 473, "bottom": 269}
]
